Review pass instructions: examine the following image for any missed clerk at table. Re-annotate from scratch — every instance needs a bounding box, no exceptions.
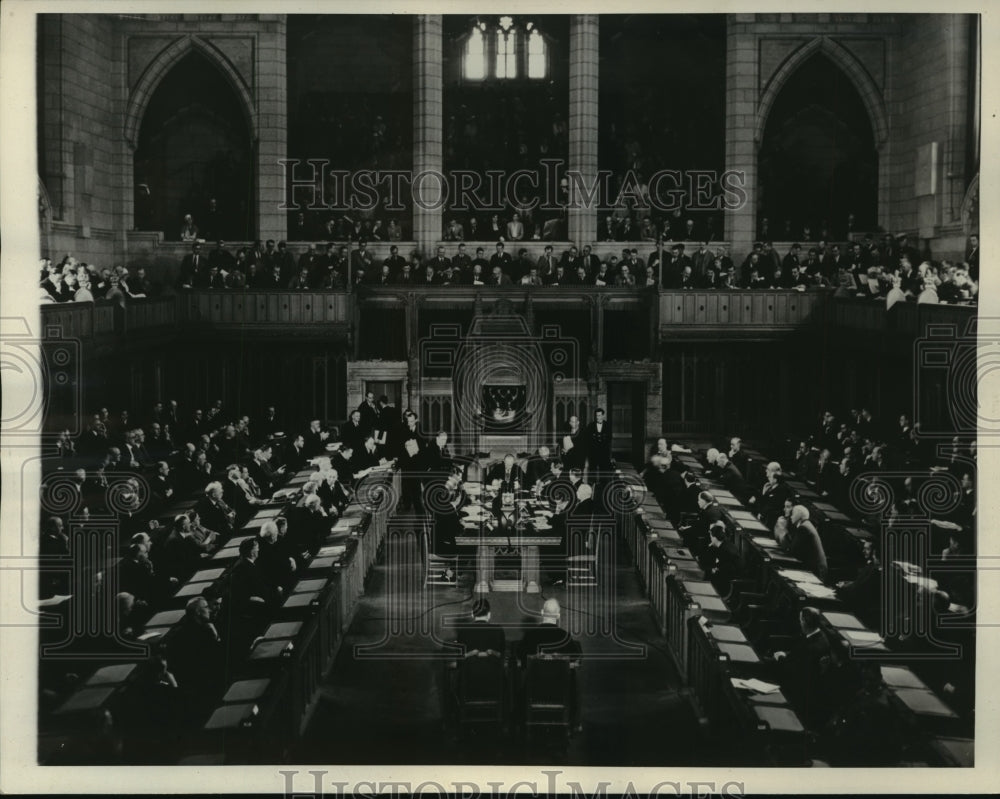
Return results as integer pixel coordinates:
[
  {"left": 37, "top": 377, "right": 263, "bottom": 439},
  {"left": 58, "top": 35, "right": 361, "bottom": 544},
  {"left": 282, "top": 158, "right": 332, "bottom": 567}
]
[{"left": 486, "top": 454, "right": 525, "bottom": 495}]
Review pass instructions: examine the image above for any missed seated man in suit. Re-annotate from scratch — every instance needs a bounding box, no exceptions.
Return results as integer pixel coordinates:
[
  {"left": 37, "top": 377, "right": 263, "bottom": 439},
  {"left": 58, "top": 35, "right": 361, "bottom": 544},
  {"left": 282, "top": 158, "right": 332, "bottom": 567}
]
[
  {"left": 224, "top": 465, "right": 265, "bottom": 526},
  {"left": 303, "top": 418, "right": 331, "bottom": 457},
  {"left": 703, "top": 521, "right": 740, "bottom": 597},
  {"left": 247, "top": 445, "right": 285, "bottom": 495},
  {"left": 642, "top": 453, "right": 688, "bottom": 525},
  {"left": 728, "top": 436, "right": 750, "bottom": 478},
  {"left": 786, "top": 505, "right": 829, "bottom": 582},
  {"left": 517, "top": 598, "right": 583, "bottom": 730},
  {"left": 486, "top": 454, "right": 525, "bottom": 495},
  {"left": 524, "top": 445, "right": 552, "bottom": 487},
  {"left": 429, "top": 473, "right": 465, "bottom": 582},
  {"left": 538, "top": 459, "right": 573, "bottom": 503},
  {"left": 228, "top": 537, "right": 280, "bottom": 614},
  {"left": 194, "top": 481, "right": 236, "bottom": 539},
  {"left": 681, "top": 490, "right": 725, "bottom": 551},
  {"left": 835, "top": 537, "right": 882, "bottom": 625},
  {"left": 747, "top": 461, "right": 792, "bottom": 529},
  {"left": 772, "top": 606, "right": 836, "bottom": 728},
  {"left": 289, "top": 493, "right": 331, "bottom": 559},
  {"left": 715, "top": 452, "right": 750, "bottom": 499},
  {"left": 257, "top": 519, "right": 298, "bottom": 593},
  {"left": 317, "top": 468, "right": 351, "bottom": 517},
  {"left": 284, "top": 434, "right": 309, "bottom": 472},
  {"left": 165, "top": 596, "right": 227, "bottom": 718},
  {"left": 454, "top": 598, "right": 506, "bottom": 657}
]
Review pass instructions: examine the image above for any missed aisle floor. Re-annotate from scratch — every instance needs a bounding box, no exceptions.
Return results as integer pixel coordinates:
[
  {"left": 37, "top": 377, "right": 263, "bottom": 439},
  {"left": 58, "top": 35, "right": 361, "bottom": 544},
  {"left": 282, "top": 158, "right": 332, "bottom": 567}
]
[{"left": 293, "top": 531, "right": 721, "bottom": 766}]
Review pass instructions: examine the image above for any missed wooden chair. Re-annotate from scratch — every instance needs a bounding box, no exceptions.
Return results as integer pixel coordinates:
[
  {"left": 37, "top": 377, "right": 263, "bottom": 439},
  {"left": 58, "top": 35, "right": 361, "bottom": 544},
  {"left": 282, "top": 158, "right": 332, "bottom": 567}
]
[
  {"left": 523, "top": 654, "right": 577, "bottom": 739},
  {"left": 420, "top": 527, "right": 458, "bottom": 588},
  {"left": 456, "top": 652, "right": 506, "bottom": 730}
]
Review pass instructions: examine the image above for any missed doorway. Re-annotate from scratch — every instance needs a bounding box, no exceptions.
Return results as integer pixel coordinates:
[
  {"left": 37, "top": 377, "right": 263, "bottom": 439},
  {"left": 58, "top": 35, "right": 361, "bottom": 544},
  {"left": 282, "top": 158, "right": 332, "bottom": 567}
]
[{"left": 606, "top": 381, "right": 647, "bottom": 467}]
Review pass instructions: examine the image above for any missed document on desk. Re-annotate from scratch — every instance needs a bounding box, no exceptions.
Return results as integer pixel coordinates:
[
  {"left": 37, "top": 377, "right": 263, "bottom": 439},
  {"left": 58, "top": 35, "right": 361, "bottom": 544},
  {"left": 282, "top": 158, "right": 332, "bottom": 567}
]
[
  {"left": 731, "top": 677, "right": 781, "bottom": 694},
  {"left": 798, "top": 582, "right": 837, "bottom": 599},
  {"left": 777, "top": 568, "right": 823, "bottom": 584},
  {"left": 751, "top": 536, "right": 779, "bottom": 548}
]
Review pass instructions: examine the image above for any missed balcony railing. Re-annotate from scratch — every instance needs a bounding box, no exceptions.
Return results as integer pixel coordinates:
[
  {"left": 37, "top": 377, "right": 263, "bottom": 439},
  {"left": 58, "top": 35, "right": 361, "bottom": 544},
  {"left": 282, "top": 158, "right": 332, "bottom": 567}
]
[{"left": 40, "top": 290, "right": 977, "bottom": 342}]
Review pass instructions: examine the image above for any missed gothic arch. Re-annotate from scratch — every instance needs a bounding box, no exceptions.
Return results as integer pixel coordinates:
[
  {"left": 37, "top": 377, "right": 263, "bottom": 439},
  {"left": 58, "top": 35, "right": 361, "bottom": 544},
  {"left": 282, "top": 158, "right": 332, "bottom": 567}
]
[
  {"left": 123, "top": 35, "right": 257, "bottom": 149},
  {"left": 755, "top": 37, "right": 888, "bottom": 147}
]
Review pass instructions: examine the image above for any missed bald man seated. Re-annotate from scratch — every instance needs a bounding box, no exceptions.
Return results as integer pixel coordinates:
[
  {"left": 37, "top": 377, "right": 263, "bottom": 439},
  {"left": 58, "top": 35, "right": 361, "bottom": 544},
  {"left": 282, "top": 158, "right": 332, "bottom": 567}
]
[
  {"left": 517, "top": 598, "right": 582, "bottom": 664},
  {"left": 517, "top": 598, "right": 583, "bottom": 731}
]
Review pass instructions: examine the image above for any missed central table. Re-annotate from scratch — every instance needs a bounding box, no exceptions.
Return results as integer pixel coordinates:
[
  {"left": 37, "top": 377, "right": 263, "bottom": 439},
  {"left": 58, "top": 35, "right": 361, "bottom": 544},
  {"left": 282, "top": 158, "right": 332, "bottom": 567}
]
[{"left": 453, "top": 487, "right": 563, "bottom": 594}]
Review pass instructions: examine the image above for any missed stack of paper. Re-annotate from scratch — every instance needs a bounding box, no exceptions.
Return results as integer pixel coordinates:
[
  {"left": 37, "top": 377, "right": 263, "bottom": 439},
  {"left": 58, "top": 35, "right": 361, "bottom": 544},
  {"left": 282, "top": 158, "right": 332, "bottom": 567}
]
[
  {"left": 798, "top": 582, "right": 837, "bottom": 599},
  {"left": 731, "top": 677, "right": 781, "bottom": 694},
  {"left": 777, "top": 569, "right": 823, "bottom": 585}
]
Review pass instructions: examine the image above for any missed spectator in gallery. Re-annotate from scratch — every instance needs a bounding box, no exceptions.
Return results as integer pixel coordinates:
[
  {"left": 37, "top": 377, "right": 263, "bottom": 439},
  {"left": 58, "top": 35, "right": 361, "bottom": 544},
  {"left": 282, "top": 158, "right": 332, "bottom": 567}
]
[
  {"left": 488, "top": 265, "right": 512, "bottom": 287},
  {"left": 520, "top": 267, "right": 543, "bottom": 287},
  {"left": 387, "top": 219, "right": 403, "bottom": 241},
  {"left": 506, "top": 212, "right": 525, "bottom": 241},
  {"left": 615, "top": 264, "right": 635, "bottom": 287},
  {"left": 180, "top": 213, "right": 199, "bottom": 242},
  {"left": 488, "top": 213, "right": 504, "bottom": 239},
  {"left": 917, "top": 276, "right": 940, "bottom": 305},
  {"left": 965, "top": 233, "right": 979, "bottom": 281}
]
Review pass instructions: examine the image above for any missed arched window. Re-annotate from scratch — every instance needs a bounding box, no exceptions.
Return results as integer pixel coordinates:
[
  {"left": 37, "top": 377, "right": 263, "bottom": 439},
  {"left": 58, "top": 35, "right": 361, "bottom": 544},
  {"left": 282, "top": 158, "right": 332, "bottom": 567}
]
[
  {"left": 464, "top": 23, "right": 487, "bottom": 80},
  {"left": 527, "top": 24, "right": 547, "bottom": 79},
  {"left": 461, "top": 17, "right": 547, "bottom": 81},
  {"left": 496, "top": 17, "right": 517, "bottom": 79}
]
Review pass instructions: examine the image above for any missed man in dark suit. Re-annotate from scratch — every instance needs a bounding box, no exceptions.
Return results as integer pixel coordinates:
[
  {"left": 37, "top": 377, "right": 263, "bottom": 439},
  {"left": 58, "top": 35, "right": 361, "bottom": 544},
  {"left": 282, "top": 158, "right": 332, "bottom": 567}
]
[
  {"left": 715, "top": 452, "right": 750, "bottom": 499},
  {"left": 517, "top": 598, "right": 583, "bottom": 728},
  {"left": 284, "top": 434, "right": 308, "bottom": 472},
  {"left": 772, "top": 606, "right": 835, "bottom": 727},
  {"left": 537, "top": 245, "right": 558, "bottom": 281},
  {"left": 486, "top": 454, "right": 525, "bottom": 494},
  {"left": 487, "top": 265, "right": 512, "bottom": 286},
  {"left": 357, "top": 391, "right": 380, "bottom": 434},
  {"left": 454, "top": 599, "right": 505, "bottom": 656},
  {"left": 585, "top": 409, "right": 613, "bottom": 476},
  {"left": 228, "top": 537, "right": 279, "bottom": 614},
  {"left": 178, "top": 242, "right": 206, "bottom": 289},
  {"left": 303, "top": 418, "right": 330, "bottom": 458},
  {"left": 426, "top": 245, "right": 451, "bottom": 274},
  {"left": 429, "top": 473, "right": 465, "bottom": 580},
  {"left": 703, "top": 522, "right": 740, "bottom": 596},
  {"left": 168, "top": 597, "right": 227, "bottom": 714},
  {"left": 748, "top": 461, "right": 792, "bottom": 529},
  {"left": 642, "top": 453, "right": 688, "bottom": 524},
  {"left": 727, "top": 437, "right": 751, "bottom": 478},
  {"left": 489, "top": 242, "right": 513, "bottom": 273},
  {"left": 194, "top": 482, "right": 236, "bottom": 538},
  {"left": 424, "top": 431, "right": 452, "bottom": 475},
  {"left": 340, "top": 410, "right": 368, "bottom": 453},
  {"left": 524, "top": 445, "right": 552, "bottom": 487}
]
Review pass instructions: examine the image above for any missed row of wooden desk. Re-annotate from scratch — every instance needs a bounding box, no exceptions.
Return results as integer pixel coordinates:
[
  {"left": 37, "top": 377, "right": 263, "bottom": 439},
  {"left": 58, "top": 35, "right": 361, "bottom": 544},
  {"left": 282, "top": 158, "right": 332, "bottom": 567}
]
[
  {"left": 43, "top": 466, "right": 400, "bottom": 764},
  {"left": 616, "top": 451, "right": 974, "bottom": 766}
]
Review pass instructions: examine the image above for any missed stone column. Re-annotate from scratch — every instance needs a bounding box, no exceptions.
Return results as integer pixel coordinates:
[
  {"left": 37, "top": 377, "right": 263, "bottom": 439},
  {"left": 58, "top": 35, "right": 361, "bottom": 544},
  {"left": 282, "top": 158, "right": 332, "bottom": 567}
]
[
  {"left": 568, "top": 15, "right": 599, "bottom": 248},
  {"left": 725, "top": 16, "right": 758, "bottom": 260},
  {"left": 413, "top": 15, "right": 444, "bottom": 255},
  {"left": 256, "top": 16, "right": 288, "bottom": 241}
]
